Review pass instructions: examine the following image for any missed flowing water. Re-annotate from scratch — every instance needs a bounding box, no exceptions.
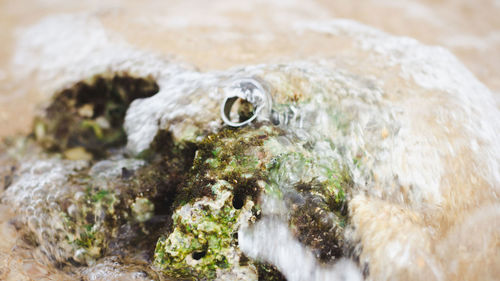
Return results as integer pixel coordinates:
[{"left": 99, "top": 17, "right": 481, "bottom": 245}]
[{"left": 0, "top": 1, "right": 499, "bottom": 281}]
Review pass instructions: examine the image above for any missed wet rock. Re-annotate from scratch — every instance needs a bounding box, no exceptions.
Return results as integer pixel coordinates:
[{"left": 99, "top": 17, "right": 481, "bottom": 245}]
[
  {"left": 2, "top": 68, "right": 358, "bottom": 280},
  {"left": 4, "top": 13, "right": 497, "bottom": 281}
]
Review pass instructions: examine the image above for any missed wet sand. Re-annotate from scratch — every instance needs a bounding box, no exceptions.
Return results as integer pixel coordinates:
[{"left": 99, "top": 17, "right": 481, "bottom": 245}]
[{"left": 0, "top": 0, "right": 499, "bottom": 138}]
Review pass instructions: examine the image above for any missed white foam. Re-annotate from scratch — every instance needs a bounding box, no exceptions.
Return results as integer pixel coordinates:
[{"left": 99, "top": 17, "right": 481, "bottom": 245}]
[
  {"left": 13, "top": 13, "right": 192, "bottom": 97},
  {"left": 296, "top": 19, "right": 500, "bottom": 200},
  {"left": 239, "top": 216, "right": 362, "bottom": 281},
  {"left": 3, "top": 159, "right": 88, "bottom": 261}
]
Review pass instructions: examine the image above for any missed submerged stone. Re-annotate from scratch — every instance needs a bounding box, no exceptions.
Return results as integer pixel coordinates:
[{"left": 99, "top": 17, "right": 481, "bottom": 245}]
[
  {"left": 3, "top": 69, "right": 356, "bottom": 279},
  {"left": 3, "top": 51, "right": 400, "bottom": 281}
]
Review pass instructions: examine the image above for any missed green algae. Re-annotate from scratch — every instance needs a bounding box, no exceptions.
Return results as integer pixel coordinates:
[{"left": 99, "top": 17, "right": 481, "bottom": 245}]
[
  {"left": 21, "top": 103, "right": 352, "bottom": 278},
  {"left": 38, "top": 128, "right": 196, "bottom": 266},
  {"left": 154, "top": 181, "right": 256, "bottom": 279},
  {"left": 172, "top": 126, "right": 282, "bottom": 210},
  {"left": 48, "top": 150, "right": 190, "bottom": 266},
  {"left": 61, "top": 181, "right": 120, "bottom": 264}
]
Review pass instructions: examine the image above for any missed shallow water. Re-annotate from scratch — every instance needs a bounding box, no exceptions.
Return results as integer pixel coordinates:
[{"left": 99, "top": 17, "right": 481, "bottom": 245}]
[{"left": 0, "top": 1, "right": 499, "bottom": 281}]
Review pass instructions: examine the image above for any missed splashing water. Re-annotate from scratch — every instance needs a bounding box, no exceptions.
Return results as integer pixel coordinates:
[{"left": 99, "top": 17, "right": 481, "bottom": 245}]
[{"left": 1, "top": 12, "right": 499, "bottom": 281}]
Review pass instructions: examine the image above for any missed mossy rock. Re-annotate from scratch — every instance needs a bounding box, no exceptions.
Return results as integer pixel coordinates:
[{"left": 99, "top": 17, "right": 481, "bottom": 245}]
[{"left": 5, "top": 72, "right": 354, "bottom": 279}]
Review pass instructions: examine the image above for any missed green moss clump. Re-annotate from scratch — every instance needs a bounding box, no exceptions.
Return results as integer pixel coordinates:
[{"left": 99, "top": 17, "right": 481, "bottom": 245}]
[{"left": 154, "top": 181, "right": 257, "bottom": 279}]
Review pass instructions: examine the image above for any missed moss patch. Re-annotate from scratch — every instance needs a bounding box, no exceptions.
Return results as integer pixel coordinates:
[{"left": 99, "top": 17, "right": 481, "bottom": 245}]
[{"left": 154, "top": 181, "right": 256, "bottom": 279}]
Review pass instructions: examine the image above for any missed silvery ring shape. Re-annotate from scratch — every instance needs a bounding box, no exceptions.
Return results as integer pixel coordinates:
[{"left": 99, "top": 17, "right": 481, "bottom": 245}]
[{"left": 220, "top": 78, "right": 273, "bottom": 127}]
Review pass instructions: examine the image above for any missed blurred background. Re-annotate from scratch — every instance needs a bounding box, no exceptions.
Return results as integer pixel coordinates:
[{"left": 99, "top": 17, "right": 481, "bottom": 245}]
[{"left": 0, "top": 0, "right": 499, "bottom": 138}]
